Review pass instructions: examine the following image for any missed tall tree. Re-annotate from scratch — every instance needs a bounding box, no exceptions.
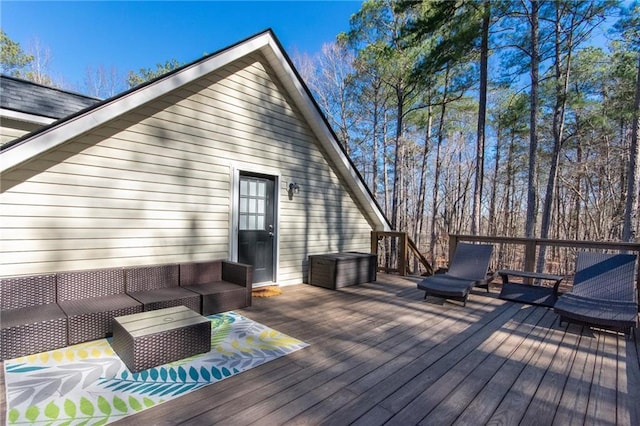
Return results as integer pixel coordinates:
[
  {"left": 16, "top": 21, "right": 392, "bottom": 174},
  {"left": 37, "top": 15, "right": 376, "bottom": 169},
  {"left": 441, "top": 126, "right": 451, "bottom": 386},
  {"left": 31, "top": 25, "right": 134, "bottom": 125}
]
[
  {"left": 398, "top": 0, "right": 488, "bottom": 235},
  {"left": 536, "top": 0, "right": 612, "bottom": 270},
  {"left": 127, "top": 59, "right": 183, "bottom": 88},
  {"left": 472, "top": 0, "right": 491, "bottom": 235},
  {"left": 619, "top": 3, "right": 640, "bottom": 242},
  {"left": 526, "top": 0, "right": 541, "bottom": 239},
  {"left": 343, "top": 0, "right": 423, "bottom": 234},
  {"left": 0, "top": 29, "right": 33, "bottom": 77},
  {"left": 625, "top": 55, "right": 640, "bottom": 242}
]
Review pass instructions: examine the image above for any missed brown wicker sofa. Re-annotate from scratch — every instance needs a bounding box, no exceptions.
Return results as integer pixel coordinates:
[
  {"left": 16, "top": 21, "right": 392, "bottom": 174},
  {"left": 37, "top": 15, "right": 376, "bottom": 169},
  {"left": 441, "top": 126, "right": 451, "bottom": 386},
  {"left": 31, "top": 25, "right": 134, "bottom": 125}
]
[{"left": 0, "top": 259, "right": 253, "bottom": 360}]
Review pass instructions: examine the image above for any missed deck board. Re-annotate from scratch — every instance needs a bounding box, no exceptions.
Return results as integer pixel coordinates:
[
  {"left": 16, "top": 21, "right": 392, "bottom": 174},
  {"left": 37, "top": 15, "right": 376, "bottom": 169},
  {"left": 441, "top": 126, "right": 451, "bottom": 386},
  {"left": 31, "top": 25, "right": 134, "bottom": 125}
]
[
  {"left": 552, "top": 326, "right": 598, "bottom": 425},
  {"left": 382, "top": 304, "right": 529, "bottom": 425},
  {"left": 626, "top": 335, "right": 640, "bottom": 425},
  {"left": 452, "top": 308, "right": 559, "bottom": 425},
  {"left": 423, "top": 305, "right": 549, "bottom": 425},
  {"left": 520, "top": 317, "right": 578, "bottom": 425},
  {"left": 1, "top": 274, "right": 638, "bottom": 425}
]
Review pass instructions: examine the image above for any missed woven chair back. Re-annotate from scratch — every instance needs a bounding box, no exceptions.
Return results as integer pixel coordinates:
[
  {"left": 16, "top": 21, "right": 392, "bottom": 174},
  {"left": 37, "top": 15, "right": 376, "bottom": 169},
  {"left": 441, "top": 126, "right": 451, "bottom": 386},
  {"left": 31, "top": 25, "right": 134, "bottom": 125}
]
[
  {"left": 447, "top": 243, "right": 494, "bottom": 281},
  {"left": 0, "top": 274, "right": 56, "bottom": 309},
  {"left": 574, "top": 252, "right": 637, "bottom": 301},
  {"left": 180, "top": 261, "right": 222, "bottom": 286},
  {"left": 125, "top": 264, "right": 179, "bottom": 292},
  {"left": 57, "top": 267, "right": 126, "bottom": 301}
]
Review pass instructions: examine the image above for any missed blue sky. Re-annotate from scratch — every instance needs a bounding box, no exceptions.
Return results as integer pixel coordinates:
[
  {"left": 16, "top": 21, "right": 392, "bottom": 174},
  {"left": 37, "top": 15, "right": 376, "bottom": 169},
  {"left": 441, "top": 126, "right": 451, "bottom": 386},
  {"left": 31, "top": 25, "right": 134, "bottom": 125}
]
[{"left": 1, "top": 1, "right": 363, "bottom": 92}]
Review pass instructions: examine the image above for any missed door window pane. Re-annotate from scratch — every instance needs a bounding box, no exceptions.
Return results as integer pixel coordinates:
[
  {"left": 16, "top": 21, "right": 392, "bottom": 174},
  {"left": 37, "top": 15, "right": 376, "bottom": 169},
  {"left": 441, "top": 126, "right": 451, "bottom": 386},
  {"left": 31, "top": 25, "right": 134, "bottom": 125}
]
[{"left": 239, "top": 177, "right": 269, "bottom": 231}]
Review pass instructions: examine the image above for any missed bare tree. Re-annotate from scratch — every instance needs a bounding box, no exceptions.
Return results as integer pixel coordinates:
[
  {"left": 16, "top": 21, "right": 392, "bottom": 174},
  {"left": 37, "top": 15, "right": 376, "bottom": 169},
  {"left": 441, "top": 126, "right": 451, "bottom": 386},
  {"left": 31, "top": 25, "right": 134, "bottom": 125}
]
[
  {"left": 293, "top": 42, "right": 357, "bottom": 151},
  {"left": 83, "top": 65, "right": 125, "bottom": 99},
  {"left": 24, "top": 37, "right": 55, "bottom": 86}
]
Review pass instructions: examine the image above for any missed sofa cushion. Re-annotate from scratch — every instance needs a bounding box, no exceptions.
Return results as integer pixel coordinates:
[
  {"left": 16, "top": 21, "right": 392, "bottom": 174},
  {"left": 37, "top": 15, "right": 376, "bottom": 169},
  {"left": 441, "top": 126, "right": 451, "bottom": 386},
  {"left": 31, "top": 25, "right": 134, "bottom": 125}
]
[
  {"left": 58, "top": 293, "right": 141, "bottom": 316},
  {"left": 128, "top": 287, "right": 200, "bottom": 312},
  {"left": 181, "top": 281, "right": 248, "bottom": 315},
  {"left": 1, "top": 303, "right": 66, "bottom": 329}
]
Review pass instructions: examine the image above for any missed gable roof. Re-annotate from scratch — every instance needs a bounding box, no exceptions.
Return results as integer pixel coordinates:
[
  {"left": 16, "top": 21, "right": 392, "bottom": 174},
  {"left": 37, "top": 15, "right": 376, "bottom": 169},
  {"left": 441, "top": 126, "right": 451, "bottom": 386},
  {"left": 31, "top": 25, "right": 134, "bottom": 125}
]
[
  {"left": 0, "top": 74, "right": 100, "bottom": 125},
  {"left": 0, "top": 29, "right": 391, "bottom": 231}
]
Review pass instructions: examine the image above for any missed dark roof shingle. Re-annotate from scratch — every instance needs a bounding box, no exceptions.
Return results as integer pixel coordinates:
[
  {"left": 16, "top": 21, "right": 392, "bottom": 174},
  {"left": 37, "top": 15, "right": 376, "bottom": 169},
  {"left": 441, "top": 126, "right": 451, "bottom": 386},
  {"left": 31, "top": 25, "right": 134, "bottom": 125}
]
[{"left": 0, "top": 75, "right": 100, "bottom": 119}]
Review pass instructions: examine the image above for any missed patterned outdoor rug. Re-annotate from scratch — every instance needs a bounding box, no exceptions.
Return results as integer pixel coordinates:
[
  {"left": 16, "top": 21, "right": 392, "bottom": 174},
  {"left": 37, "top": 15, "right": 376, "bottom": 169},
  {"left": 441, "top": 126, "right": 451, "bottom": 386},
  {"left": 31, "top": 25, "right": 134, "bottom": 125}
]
[{"left": 4, "top": 312, "right": 308, "bottom": 425}]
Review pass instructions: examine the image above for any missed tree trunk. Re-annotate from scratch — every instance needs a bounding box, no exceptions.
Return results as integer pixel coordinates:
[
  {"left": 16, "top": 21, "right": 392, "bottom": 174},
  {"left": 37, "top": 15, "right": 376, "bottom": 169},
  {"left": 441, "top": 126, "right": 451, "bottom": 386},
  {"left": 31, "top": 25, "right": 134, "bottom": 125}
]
[
  {"left": 623, "top": 54, "right": 640, "bottom": 242},
  {"left": 525, "top": 0, "right": 539, "bottom": 239},
  {"left": 415, "top": 102, "right": 433, "bottom": 246},
  {"left": 538, "top": 1, "right": 573, "bottom": 272},
  {"left": 430, "top": 66, "right": 450, "bottom": 265},
  {"left": 383, "top": 115, "right": 390, "bottom": 217},
  {"left": 391, "top": 85, "right": 405, "bottom": 231},
  {"left": 489, "top": 122, "right": 502, "bottom": 237},
  {"left": 472, "top": 0, "right": 490, "bottom": 236},
  {"left": 372, "top": 79, "right": 381, "bottom": 202}
]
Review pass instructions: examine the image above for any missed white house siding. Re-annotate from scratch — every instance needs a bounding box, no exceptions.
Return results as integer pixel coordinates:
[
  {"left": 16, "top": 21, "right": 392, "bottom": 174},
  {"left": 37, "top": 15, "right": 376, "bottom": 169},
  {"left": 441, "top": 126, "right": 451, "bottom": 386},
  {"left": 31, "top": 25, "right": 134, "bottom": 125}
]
[
  {"left": 0, "top": 118, "right": 41, "bottom": 146},
  {"left": 0, "top": 52, "right": 375, "bottom": 283}
]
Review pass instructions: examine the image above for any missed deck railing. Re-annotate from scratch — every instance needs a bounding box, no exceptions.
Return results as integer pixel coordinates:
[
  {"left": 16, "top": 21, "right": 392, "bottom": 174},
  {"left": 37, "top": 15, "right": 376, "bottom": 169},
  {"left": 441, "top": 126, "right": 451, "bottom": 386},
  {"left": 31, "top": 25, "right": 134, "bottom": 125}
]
[{"left": 371, "top": 231, "right": 433, "bottom": 276}]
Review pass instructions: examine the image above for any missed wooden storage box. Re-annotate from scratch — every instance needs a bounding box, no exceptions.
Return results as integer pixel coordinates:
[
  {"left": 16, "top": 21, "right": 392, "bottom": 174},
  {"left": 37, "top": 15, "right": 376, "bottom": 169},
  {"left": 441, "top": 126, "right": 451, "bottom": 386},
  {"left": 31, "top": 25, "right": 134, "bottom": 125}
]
[{"left": 308, "top": 252, "right": 377, "bottom": 289}]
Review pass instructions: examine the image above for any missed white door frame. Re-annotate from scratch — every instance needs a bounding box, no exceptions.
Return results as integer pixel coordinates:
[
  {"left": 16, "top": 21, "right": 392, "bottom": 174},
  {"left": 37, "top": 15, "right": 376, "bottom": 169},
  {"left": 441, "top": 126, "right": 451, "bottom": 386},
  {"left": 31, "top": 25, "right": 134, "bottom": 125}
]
[{"left": 229, "top": 164, "right": 281, "bottom": 284}]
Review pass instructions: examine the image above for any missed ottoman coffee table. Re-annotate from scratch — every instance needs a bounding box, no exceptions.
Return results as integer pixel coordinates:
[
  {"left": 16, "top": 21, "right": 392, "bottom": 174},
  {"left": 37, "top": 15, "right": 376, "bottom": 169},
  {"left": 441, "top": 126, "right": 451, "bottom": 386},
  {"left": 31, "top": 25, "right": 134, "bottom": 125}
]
[{"left": 112, "top": 305, "right": 211, "bottom": 373}]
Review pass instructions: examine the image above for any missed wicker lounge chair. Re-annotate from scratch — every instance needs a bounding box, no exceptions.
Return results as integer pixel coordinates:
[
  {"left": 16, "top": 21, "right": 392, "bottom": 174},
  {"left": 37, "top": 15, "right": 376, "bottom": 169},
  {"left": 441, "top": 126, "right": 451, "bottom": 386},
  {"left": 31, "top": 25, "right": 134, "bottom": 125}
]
[
  {"left": 1, "top": 274, "right": 68, "bottom": 360},
  {"left": 554, "top": 252, "right": 638, "bottom": 338},
  {"left": 417, "top": 243, "right": 494, "bottom": 306},
  {"left": 57, "top": 268, "right": 143, "bottom": 345},
  {"left": 125, "top": 264, "right": 201, "bottom": 312}
]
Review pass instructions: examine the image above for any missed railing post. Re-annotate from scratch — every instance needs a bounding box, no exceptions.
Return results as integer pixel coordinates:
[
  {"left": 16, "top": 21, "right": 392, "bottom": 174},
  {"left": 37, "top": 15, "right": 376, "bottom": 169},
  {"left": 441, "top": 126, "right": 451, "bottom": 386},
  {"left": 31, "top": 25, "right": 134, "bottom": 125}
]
[
  {"left": 523, "top": 240, "right": 537, "bottom": 285},
  {"left": 399, "top": 233, "right": 408, "bottom": 276},
  {"left": 524, "top": 240, "right": 536, "bottom": 272},
  {"left": 449, "top": 235, "right": 458, "bottom": 267},
  {"left": 371, "top": 231, "right": 378, "bottom": 256}
]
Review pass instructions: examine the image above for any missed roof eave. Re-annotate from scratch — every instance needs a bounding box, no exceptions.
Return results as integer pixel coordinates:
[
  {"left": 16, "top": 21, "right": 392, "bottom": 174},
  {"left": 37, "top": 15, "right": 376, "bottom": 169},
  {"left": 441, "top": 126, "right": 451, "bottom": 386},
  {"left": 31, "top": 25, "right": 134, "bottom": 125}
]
[
  {"left": 0, "top": 108, "right": 57, "bottom": 125},
  {"left": 0, "top": 32, "right": 273, "bottom": 174},
  {"left": 0, "top": 30, "right": 392, "bottom": 232}
]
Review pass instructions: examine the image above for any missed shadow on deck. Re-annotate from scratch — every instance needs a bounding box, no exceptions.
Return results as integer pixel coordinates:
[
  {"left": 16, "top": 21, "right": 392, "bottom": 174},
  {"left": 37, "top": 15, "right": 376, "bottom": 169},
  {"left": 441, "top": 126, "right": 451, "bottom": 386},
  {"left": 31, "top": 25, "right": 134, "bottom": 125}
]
[{"left": 3, "top": 273, "right": 639, "bottom": 425}]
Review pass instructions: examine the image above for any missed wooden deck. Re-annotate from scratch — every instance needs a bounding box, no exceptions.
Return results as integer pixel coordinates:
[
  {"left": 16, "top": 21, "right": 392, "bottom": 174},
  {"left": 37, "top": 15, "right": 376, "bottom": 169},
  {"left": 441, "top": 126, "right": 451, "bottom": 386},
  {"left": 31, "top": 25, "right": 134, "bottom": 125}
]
[{"left": 2, "top": 273, "right": 639, "bottom": 425}]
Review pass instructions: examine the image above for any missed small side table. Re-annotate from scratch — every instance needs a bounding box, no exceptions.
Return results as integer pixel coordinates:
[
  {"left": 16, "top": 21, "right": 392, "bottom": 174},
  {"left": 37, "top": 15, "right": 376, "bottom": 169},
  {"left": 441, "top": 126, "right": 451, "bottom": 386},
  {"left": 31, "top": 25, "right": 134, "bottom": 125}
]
[
  {"left": 112, "top": 306, "right": 211, "bottom": 373},
  {"left": 498, "top": 269, "right": 564, "bottom": 307}
]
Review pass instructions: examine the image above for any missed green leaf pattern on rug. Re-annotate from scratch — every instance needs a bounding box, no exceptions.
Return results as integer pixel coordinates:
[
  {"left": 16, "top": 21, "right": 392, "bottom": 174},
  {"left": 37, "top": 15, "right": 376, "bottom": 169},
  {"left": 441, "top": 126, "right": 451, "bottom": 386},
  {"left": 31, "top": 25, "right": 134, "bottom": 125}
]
[
  {"left": 25, "top": 406, "right": 39, "bottom": 422},
  {"left": 80, "top": 396, "right": 94, "bottom": 416},
  {"left": 64, "top": 399, "right": 76, "bottom": 418},
  {"left": 7, "top": 395, "right": 159, "bottom": 424},
  {"left": 45, "top": 400, "right": 60, "bottom": 419},
  {"left": 4, "top": 311, "right": 308, "bottom": 425}
]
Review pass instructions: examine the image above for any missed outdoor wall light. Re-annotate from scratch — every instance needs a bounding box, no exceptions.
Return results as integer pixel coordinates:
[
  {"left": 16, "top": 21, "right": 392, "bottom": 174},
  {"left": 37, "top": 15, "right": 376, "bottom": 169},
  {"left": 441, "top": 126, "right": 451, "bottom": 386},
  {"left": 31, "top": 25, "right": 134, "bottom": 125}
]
[{"left": 288, "top": 182, "right": 300, "bottom": 199}]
